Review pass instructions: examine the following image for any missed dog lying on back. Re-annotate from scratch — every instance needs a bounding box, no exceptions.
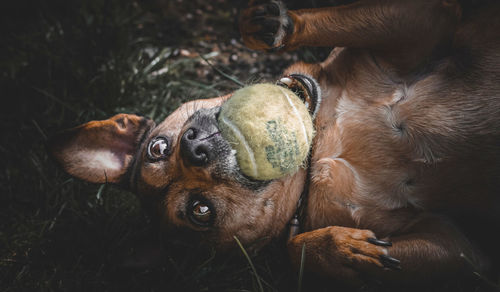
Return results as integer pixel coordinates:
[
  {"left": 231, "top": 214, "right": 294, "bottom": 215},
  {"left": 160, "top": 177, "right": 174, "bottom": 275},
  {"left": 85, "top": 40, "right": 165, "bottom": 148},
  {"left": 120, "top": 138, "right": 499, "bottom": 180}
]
[{"left": 50, "top": 0, "right": 500, "bottom": 287}]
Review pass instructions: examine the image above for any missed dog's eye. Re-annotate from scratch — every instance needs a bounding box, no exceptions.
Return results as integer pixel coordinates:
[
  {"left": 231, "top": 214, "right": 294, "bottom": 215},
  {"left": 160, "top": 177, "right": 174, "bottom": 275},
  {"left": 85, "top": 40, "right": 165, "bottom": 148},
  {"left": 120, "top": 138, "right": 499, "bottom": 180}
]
[
  {"left": 189, "top": 200, "right": 213, "bottom": 226},
  {"left": 147, "top": 136, "right": 170, "bottom": 161}
]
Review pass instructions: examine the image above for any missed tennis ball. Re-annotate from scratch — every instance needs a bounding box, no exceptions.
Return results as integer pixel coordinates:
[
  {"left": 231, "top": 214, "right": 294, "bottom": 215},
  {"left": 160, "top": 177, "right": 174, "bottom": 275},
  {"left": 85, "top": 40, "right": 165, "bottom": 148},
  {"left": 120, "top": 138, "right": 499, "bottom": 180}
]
[{"left": 218, "top": 83, "right": 314, "bottom": 180}]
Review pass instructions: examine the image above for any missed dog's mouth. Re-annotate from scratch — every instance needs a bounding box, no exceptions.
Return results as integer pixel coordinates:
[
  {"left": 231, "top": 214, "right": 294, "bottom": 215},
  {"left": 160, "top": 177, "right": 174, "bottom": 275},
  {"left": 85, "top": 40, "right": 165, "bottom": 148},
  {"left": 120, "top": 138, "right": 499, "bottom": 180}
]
[
  {"left": 277, "top": 73, "right": 322, "bottom": 119},
  {"left": 179, "top": 74, "right": 321, "bottom": 185},
  {"left": 179, "top": 107, "right": 269, "bottom": 188}
]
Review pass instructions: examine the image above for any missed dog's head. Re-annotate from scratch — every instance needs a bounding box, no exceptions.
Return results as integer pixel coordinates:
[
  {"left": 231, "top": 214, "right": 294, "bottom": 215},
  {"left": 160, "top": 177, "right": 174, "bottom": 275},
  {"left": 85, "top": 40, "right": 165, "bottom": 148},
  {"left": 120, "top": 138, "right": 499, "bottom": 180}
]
[{"left": 49, "top": 93, "right": 310, "bottom": 249}]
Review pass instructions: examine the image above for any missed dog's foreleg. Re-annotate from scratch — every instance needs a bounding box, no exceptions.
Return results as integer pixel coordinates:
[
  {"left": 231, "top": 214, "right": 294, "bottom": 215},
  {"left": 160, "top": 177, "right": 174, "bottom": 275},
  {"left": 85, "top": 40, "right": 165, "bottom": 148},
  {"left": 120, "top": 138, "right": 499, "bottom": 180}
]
[
  {"left": 287, "top": 214, "right": 486, "bottom": 285},
  {"left": 240, "top": 0, "right": 461, "bottom": 69}
]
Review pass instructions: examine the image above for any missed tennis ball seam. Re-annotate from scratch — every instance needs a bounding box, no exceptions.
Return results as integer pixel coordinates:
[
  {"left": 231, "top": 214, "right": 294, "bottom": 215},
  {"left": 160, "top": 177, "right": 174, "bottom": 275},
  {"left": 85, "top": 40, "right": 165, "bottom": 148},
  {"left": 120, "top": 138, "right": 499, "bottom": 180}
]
[
  {"left": 219, "top": 115, "right": 258, "bottom": 178},
  {"left": 277, "top": 86, "right": 309, "bottom": 144}
]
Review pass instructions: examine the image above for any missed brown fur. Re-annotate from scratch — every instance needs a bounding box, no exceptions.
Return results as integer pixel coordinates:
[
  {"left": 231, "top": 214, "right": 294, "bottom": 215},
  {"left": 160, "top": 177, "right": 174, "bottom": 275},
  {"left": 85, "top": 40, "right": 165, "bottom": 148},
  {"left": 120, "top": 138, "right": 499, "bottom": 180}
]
[{"left": 50, "top": 0, "right": 500, "bottom": 286}]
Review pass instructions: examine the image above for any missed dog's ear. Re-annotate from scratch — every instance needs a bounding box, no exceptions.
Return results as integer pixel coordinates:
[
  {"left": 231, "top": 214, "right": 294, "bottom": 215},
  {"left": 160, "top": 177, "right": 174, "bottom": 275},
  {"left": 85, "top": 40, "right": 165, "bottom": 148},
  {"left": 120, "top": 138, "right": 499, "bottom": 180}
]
[{"left": 49, "top": 114, "right": 155, "bottom": 185}]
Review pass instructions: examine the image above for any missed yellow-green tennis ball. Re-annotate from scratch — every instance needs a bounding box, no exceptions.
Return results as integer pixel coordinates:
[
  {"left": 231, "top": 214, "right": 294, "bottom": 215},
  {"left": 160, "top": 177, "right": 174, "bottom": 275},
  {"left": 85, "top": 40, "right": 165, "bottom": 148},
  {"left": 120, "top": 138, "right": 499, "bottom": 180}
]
[{"left": 218, "top": 83, "right": 314, "bottom": 180}]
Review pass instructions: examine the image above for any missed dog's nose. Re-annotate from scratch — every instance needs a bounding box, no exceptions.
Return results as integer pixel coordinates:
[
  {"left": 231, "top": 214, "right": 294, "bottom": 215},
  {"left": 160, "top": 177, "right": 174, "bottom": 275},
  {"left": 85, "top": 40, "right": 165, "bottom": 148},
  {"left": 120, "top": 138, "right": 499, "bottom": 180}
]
[{"left": 180, "top": 128, "right": 213, "bottom": 166}]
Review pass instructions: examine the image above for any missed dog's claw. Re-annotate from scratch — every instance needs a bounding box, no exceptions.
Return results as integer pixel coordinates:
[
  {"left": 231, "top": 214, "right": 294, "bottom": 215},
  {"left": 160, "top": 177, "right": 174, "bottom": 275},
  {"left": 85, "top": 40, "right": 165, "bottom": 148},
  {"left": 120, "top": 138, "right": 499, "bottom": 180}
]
[
  {"left": 380, "top": 254, "right": 402, "bottom": 270},
  {"left": 278, "top": 77, "right": 293, "bottom": 86},
  {"left": 252, "top": 9, "right": 267, "bottom": 17},
  {"left": 261, "top": 19, "right": 280, "bottom": 33},
  {"left": 267, "top": 44, "right": 285, "bottom": 52},
  {"left": 367, "top": 237, "right": 392, "bottom": 247},
  {"left": 266, "top": 2, "right": 281, "bottom": 15},
  {"left": 259, "top": 34, "right": 276, "bottom": 46}
]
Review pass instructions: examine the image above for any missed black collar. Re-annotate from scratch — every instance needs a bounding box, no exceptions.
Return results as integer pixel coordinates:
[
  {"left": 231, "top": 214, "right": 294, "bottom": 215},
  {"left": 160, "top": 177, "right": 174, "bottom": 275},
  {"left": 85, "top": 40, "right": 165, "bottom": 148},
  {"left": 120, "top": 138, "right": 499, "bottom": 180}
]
[{"left": 287, "top": 156, "right": 312, "bottom": 240}]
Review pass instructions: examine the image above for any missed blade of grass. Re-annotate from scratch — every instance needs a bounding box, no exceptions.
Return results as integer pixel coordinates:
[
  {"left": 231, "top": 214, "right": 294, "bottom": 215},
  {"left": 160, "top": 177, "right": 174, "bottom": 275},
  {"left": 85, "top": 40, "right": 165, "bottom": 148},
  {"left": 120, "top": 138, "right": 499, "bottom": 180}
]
[
  {"left": 199, "top": 53, "right": 244, "bottom": 87},
  {"left": 142, "top": 47, "right": 173, "bottom": 74},
  {"left": 233, "top": 236, "right": 264, "bottom": 292},
  {"left": 461, "top": 253, "right": 500, "bottom": 291},
  {"left": 31, "top": 119, "right": 47, "bottom": 141},
  {"left": 32, "top": 87, "right": 78, "bottom": 113},
  {"left": 297, "top": 243, "right": 306, "bottom": 292},
  {"left": 96, "top": 184, "right": 106, "bottom": 203}
]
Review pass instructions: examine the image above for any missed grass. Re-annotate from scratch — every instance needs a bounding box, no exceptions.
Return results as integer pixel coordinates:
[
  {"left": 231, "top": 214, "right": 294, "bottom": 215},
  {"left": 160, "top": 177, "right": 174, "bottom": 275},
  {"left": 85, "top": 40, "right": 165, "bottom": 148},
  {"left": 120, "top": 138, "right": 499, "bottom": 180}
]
[{"left": 234, "top": 236, "right": 264, "bottom": 292}]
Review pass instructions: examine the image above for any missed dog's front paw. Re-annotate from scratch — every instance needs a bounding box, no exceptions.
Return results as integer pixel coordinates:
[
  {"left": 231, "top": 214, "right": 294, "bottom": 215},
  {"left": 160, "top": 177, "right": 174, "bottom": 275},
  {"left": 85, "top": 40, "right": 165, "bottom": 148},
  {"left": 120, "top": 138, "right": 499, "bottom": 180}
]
[
  {"left": 239, "top": 0, "right": 293, "bottom": 52},
  {"left": 288, "top": 226, "right": 400, "bottom": 283}
]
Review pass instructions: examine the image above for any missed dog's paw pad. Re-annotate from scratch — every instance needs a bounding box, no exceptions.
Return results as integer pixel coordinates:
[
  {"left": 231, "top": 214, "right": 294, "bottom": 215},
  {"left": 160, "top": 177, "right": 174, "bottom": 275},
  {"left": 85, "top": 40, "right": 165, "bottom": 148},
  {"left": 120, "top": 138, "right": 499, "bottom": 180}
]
[{"left": 239, "top": 0, "right": 292, "bottom": 51}]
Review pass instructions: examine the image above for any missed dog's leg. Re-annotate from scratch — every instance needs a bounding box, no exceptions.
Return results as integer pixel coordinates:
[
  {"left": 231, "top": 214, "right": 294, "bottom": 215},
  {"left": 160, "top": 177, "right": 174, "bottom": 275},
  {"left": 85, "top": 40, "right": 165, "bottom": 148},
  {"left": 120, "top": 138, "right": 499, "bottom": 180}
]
[
  {"left": 287, "top": 214, "right": 486, "bottom": 285},
  {"left": 240, "top": 0, "right": 461, "bottom": 69}
]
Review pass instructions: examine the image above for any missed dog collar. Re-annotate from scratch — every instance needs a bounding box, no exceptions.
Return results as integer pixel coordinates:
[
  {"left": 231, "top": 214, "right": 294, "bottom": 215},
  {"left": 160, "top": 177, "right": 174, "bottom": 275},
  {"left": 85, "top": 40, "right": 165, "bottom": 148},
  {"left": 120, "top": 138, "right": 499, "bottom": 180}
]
[
  {"left": 276, "top": 74, "right": 321, "bottom": 240},
  {"left": 287, "top": 165, "right": 311, "bottom": 240}
]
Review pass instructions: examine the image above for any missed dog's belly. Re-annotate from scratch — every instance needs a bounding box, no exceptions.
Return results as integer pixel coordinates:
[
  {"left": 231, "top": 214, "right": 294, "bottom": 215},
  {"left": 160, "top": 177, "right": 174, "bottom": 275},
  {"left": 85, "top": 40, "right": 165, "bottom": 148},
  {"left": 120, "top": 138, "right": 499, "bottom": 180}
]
[
  {"left": 302, "top": 49, "right": 500, "bottom": 234},
  {"left": 305, "top": 88, "right": 419, "bottom": 233}
]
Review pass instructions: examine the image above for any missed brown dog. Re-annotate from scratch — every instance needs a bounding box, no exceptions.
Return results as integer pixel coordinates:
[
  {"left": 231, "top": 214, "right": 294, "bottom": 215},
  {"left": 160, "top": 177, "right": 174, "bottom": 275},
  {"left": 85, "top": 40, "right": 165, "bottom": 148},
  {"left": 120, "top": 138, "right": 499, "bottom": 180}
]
[{"left": 49, "top": 0, "right": 500, "bottom": 287}]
